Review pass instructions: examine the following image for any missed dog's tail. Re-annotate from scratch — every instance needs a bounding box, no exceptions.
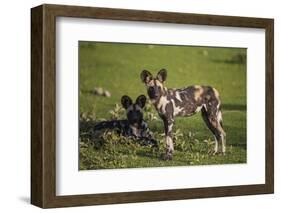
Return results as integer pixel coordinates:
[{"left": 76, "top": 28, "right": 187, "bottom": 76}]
[{"left": 93, "top": 120, "right": 124, "bottom": 131}]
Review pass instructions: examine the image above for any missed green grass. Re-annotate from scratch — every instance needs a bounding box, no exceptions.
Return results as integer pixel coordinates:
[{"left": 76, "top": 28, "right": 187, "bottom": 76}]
[{"left": 79, "top": 42, "right": 247, "bottom": 170}]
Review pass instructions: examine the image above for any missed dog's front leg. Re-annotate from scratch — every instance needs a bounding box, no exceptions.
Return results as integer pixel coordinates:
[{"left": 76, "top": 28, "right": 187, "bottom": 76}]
[{"left": 162, "top": 117, "right": 174, "bottom": 160}]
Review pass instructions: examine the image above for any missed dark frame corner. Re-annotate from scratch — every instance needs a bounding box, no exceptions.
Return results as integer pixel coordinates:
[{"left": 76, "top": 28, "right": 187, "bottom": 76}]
[{"left": 31, "top": 4, "right": 274, "bottom": 208}]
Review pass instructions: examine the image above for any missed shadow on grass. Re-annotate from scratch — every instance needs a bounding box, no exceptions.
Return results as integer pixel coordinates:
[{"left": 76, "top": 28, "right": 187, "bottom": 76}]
[
  {"left": 79, "top": 119, "right": 97, "bottom": 140},
  {"left": 81, "top": 89, "right": 93, "bottom": 94},
  {"left": 211, "top": 53, "right": 247, "bottom": 65},
  {"left": 136, "top": 149, "right": 158, "bottom": 158},
  {"left": 212, "top": 59, "right": 246, "bottom": 64},
  {"left": 229, "top": 143, "right": 247, "bottom": 148},
  {"left": 222, "top": 104, "right": 246, "bottom": 111},
  {"left": 79, "top": 119, "right": 110, "bottom": 149}
]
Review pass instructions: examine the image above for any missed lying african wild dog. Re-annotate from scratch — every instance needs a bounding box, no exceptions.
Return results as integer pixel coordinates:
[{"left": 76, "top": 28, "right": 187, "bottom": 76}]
[
  {"left": 141, "top": 69, "right": 226, "bottom": 160},
  {"left": 94, "top": 95, "right": 158, "bottom": 147}
]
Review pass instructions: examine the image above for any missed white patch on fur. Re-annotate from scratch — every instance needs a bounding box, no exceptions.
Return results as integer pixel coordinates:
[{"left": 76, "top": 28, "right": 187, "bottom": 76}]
[
  {"left": 217, "top": 110, "right": 222, "bottom": 122},
  {"left": 195, "top": 105, "right": 203, "bottom": 113},
  {"left": 175, "top": 91, "right": 182, "bottom": 102},
  {"left": 221, "top": 133, "right": 226, "bottom": 153},
  {"left": 155, "top": 79, "right": 164, "bottom": 89},
  {"left": 147, "top": 80, "right": 154, "bottom": 87},
  {"left": 171, "top": 99, "right": 183, "bottom": 116},
  {"left": 213, "top": 135, "right": 218, "bottom": 153},
  {"left": 157, "top": 96, "right": 170, "bottom": 113},
  {"left": 213, "top": 87, "right": 220, "bottom": 99},
  {"left": 217, "top": 100, "right": 221, "bottom": 110},
  {"left": 168, "top": 123, "right": 173, "bottom": 133},
  {"left": 130, "top": 125, "right": 140, "bottom": 136},
  {"left": 165, "top": 136, "right": 174, "bottom": 152},
  {"left": 194, "top": 85, "right": 204, "bottom": 101}
]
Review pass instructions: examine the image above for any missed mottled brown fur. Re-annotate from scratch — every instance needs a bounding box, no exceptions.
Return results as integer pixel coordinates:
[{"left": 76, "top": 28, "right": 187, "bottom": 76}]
[{"left": 141, "top": 69, "right": 226, "bottom": 160}]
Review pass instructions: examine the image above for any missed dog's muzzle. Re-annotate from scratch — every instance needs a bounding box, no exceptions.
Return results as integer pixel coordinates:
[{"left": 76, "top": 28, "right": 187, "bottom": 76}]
[{"left": 148, "top": 87, "right": 159, "bottom": 99}]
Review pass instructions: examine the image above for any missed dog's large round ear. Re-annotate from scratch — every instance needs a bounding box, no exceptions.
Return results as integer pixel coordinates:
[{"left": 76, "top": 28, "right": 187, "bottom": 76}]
[
  {"left": 140, "top": 70, "right": 153, "bottom": 84},
  {"left": 121, "top": 95, "right": 133, "bottom": 109},
  {"left": 136, "top": 95, "right": 147, "bottom": 108},
  {"left": 156, "top": 69, "right": 167, "bottom": 83}
]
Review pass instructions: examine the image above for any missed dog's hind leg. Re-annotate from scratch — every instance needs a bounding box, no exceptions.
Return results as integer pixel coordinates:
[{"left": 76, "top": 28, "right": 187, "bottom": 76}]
[
  {"left": 201, "top": 106, "right": 226, "bottom": 155},
  {"left": 216, "top": 110, "right": 226, "bottom": 153},
  {"left": 201, "top": 107, "right": 219, "bottom": 154}
]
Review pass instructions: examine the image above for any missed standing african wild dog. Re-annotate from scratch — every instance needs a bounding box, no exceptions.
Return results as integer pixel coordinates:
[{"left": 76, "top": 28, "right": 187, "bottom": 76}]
[
  {"left": 94, "top": 95, "right": 158, "bottom": 147},
  {"left": 141, "top": 69, "right": 226, "bottom": 160}
]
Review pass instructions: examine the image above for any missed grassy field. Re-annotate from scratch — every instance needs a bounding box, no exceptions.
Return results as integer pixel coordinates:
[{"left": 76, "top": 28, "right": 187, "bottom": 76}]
[{"left": 79, "top": 41, "right": 247, "bottom": 170}]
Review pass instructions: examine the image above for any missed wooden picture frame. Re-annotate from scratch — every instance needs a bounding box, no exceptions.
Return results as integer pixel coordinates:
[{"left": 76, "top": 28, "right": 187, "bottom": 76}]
[{"left": 31, "top": 4, "right": 274, "bottom": 208}]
